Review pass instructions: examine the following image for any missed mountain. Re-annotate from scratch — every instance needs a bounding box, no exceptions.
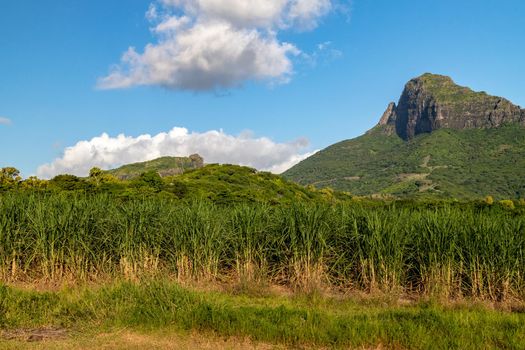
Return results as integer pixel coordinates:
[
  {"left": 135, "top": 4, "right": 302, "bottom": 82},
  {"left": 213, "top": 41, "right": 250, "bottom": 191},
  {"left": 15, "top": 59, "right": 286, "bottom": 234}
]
[
  {"left": 283, "top": 74, "right": 525, "bottom": 200},
  {"left": 107, "top": 154, "right": 204, "bottom": 180}
]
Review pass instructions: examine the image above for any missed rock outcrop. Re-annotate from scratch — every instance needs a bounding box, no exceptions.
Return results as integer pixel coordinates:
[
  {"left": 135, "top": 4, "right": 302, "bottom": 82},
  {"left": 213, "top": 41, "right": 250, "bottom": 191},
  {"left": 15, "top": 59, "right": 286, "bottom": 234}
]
[
  {"left": 378, "top": 102, "right": 397, "bottom": 126},
  {"left": 188, "top": 153, "right": 204, "bottom": 169},
  {"left": 380, "top": 73, "right": 525, "bottom": 140}
]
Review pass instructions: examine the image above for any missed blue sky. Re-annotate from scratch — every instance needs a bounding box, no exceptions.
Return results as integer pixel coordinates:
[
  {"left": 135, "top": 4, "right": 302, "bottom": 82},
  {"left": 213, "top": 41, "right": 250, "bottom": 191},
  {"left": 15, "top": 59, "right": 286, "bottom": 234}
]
[{"left": 1, "top": 0, "right": 524, "bottom": 177}]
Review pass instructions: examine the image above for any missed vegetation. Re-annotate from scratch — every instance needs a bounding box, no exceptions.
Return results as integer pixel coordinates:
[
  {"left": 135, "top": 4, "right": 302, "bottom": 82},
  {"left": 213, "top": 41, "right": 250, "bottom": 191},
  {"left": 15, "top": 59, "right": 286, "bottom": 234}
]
[
  {"left": 0, "top": 164, "right": 337, "bottom": 205},
  {"left": 106, "top": 154, "right": 203, "bottom": 180},
  {"left": 0, "top": 168, "right": 21, "bottom": 190},
  {"left": 1, "top": 162, "right": 524, "bottom": 348},
  {"left": 284, "top": 123, "right": 525, "bottom": 200},
  {"left": 418, "top": 73, "right": 501, "bottom": 105},
  {"left": 1, "top": 280, "right": 524, "bottom": 349},
  {"left": 0, "top": 192, "right": 523, "bottom": 302}
]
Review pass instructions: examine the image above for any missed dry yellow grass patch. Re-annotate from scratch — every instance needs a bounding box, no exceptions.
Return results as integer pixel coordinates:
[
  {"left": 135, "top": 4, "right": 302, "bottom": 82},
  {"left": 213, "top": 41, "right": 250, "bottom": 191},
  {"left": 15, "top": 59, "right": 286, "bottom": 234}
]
[{"left": 0, "top": 330, "right": 289, "bottom": 350}]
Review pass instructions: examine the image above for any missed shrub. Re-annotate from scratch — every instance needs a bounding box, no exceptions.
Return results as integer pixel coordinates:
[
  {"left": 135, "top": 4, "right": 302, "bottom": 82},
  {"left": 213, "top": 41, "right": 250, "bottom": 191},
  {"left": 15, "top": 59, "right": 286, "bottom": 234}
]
[{"left": 499, "top": 199, "right": 515, "bottom": 210}]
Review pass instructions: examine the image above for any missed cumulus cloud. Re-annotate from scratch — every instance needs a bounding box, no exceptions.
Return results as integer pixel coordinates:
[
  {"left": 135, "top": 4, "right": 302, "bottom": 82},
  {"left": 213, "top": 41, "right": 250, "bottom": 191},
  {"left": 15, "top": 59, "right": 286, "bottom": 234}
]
[
  {"left": 288, "top": 0, "right": 332, "bottom": 29},
  {"left": 99, "top": 22, "right": 299, "bottom": 91},
  {"left": 0, "top": 117, "right": 12, "bottom": 125},
  {"left": 98, "top": 0, "right": 335, "bottom": 91},
  {"left": 161, "top": 0, "right": 290, "bottom": 28},
  {"left": 36, "top": 127, "right": 316, "bottom": 178}
]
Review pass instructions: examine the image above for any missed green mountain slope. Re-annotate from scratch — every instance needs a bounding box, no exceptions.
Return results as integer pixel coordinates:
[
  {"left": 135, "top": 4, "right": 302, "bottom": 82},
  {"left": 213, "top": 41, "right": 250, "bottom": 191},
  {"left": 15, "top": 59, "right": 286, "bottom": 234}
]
[
  {"left": 107, "top": 154, "right": 204, "bottom": 179},
  {"left": 168, "top": 163, "right": 335, "bottom": 204},
  {"left": 284, "top": 74, "right": 525, "bottom": 200}
]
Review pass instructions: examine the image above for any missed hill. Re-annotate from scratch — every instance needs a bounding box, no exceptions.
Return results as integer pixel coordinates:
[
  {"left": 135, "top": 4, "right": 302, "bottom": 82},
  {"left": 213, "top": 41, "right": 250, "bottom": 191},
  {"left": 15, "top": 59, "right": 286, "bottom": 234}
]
[
  {"left": 36, "top": 162, "right": 338, "bottom": 204},
  {"left": 102, "top": 154, "right": 334, "bottom": 203},
  {"left": 284, "top": 74, "right": 525, "bottom": 200},
  {"left": 106, "top": 154, "right": 204, "bottom": 179},
  {"left": 167, "top": 163, "right": 335, "bottom": 204}
]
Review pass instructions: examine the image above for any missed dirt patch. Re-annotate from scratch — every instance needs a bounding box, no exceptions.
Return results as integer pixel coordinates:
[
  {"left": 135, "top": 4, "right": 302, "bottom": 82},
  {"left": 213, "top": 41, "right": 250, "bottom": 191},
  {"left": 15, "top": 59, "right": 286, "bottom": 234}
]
[
  {"left": 420, "top": 155, "right": 447, "bottom": 171},
  {"left": 396, "top": 173, "right": 437, "bottom": 193},
  {"left": 397, "top": 173, "right": 429, "bottom": 181},
  {"left": 344, "top": 176, "right": 361, "bottom": 181},
  {"left": 421, "top": 155, "right": 432, "bottom": 168},
  {"left": 1, "top": 327, "right": 68, "bottom": 342},
  {"left": 497, "top": 144, "right": 512, "bottom": 152}
]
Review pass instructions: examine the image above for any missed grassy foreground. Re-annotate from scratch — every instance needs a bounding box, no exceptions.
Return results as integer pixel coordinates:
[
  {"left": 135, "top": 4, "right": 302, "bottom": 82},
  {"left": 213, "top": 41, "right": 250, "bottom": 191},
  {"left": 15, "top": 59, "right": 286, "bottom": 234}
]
[{"left": 1, "top": 280, "right": 524, "bottom": 349}]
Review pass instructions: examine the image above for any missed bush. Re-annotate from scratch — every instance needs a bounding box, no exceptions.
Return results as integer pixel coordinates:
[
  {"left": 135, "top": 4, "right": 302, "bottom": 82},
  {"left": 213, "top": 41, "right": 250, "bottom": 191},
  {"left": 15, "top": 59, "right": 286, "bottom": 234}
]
[
  {"left": 499, "top": 199, "right": 515, "bottom": 210},
  {"left": 49, "top": 174, "right": 92, "bottom": 192}
]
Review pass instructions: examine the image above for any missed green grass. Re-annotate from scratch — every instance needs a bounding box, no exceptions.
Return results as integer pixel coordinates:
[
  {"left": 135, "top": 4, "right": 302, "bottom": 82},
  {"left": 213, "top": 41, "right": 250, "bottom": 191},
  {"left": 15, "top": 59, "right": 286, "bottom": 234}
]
[
  {"left": 1, "top": 280, "right": 524, "bottom": 349},
  {"left": 418, "top": 73, "right": 496, "bottom": 104},
  {"left": 284, "top": 123, "right": 525, "bottom": 200}
]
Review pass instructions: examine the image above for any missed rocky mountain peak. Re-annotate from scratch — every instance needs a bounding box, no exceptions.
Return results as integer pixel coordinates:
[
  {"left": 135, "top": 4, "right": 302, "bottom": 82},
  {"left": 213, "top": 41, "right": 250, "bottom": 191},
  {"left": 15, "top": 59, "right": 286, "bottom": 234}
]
[
  {"left": 378, "top": 102, "right": 397, "bottom": 126},
  {"left": 379, "top": 73, "right": 525, "bottom": 140}
]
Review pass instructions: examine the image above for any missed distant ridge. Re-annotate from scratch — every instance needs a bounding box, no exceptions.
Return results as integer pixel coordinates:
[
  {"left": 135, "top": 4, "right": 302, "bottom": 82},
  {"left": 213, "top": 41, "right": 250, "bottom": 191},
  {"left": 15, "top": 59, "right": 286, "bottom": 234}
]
[
  {"left": 284, "top": 74, "right": 525, "bottom": 199},
  {"left": 107, "top": 154, "right": 204, "bottom": 180}
]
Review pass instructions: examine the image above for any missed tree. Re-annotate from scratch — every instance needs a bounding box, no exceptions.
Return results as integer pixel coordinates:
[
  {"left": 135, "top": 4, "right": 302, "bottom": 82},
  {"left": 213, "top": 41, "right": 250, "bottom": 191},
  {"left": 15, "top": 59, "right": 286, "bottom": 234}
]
[
  {"left": 166, "top": 180, "right": 189, "bottom": 198},
  {"left": 89, "top": 167, "right": 104, "bottom": 185},
  {"left": 49, "top": 174, "right": 92, "bottom": 191},
  {"left": 136, "top": 171, "right": 164, "bottom": 192},
  {"left": 89, "top": 167, "right": 103, "bottom": 179},
  {"left": 20, "top": 176, "right": 47, "bottom": 190},
  {"left": 89, "top": 167, "right": 119, "bottom": 188},
  {"left": 0, "top": 167, "right": 22, "bottom": 189}
]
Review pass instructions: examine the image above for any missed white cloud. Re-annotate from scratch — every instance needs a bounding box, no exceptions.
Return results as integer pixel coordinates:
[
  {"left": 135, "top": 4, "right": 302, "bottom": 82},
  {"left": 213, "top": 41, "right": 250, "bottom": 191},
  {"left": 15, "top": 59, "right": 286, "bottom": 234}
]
[
  {"left": 0, "top": 117, "right": 12, "bottom": 125},
  {"left": 98, "top": 0, "right": 336, "bottom": 91},
  {"left": 159, "top": 0, "right": 332, "bottom": 29},
  {"left": 36, "top": 127, "right": 315, "bottom": 178},
  {"left": 162, "top": 0, "right": 289, "bottom": 29},
  {"left": 98, "top": 22, "right": 299, "bottom": 91},
  {"left": 288, "top": 0, "right": 332, "bottom": 29}
]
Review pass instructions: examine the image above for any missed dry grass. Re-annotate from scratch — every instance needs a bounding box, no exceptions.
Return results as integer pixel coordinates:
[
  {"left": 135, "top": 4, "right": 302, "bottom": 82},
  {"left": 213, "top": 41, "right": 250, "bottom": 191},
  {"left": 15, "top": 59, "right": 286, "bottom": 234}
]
[
  {"left": 0, "top": 330, "right": 293, "bottom": 350},
  {"left": 0, "top": 329, "right": 397, "bottom": 350}
]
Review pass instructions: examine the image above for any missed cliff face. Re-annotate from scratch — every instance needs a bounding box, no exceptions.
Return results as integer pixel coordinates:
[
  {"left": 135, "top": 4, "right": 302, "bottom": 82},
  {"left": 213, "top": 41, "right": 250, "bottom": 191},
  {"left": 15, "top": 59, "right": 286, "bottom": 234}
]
[{"left": 380, "top": 74, "right": 525, "bottom": 140}]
